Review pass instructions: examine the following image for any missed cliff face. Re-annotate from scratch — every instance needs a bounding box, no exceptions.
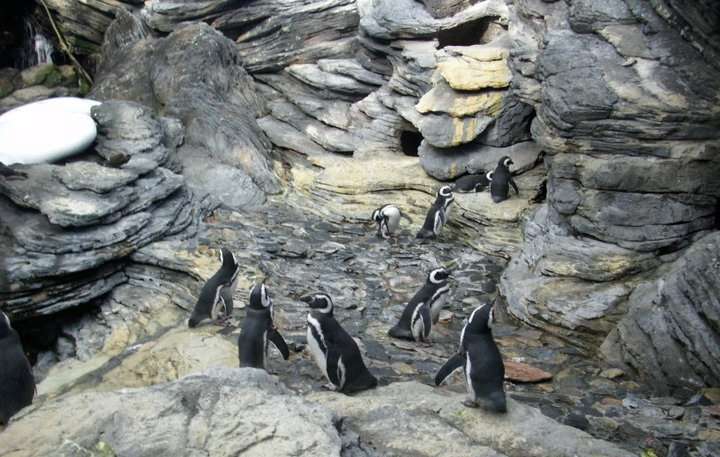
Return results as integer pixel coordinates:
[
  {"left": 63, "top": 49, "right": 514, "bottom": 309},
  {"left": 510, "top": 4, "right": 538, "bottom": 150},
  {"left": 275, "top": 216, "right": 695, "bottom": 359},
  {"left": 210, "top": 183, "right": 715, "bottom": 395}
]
[{"left": 19, "top": 0, "right": 720, "bottom": 394}]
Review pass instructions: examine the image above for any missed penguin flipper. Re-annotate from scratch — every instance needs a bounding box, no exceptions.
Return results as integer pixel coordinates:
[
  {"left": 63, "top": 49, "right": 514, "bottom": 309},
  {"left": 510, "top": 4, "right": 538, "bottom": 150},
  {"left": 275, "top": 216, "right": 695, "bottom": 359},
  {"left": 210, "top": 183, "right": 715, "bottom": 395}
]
[
  {"left": 325, "top": 347, "right": 342, "bottom": 388},
  {"left": 435, "top": 352, "right": 464, "bottom": 386},
  {"left": 388, "top": 324, "right": 414, "bottom": 341},
  {"left": 509, "top": 177, "right": 519, "bottom": 195},
  {"left": 268, "top": 328, "right": 290, "bottom": 360}
]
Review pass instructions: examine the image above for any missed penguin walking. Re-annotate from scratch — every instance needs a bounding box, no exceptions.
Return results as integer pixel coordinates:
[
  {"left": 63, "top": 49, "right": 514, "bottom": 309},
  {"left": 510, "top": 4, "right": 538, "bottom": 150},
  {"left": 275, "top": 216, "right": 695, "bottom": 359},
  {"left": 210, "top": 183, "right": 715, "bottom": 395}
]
[
  {"left": 371, "top": 204, "right": 412, "bottom": 239},
  {"left": 238, "top": 283, "right": 290, "bottom": 370},
  {"left": 452, "top": 172, "right": 491, "bottom": 193},
  {"left": 416, "top": 185, "right": 455, "bottom": 239},
  {"left": 489, "top": 156, "right": 519, "bottom": 203},
  {"left": 0, "top": 311, "right": 35, "bottom": 425},
  {"left": 435, "top": 304, "right": 506, "bottom": 412},
  {"left": 388, "top": 267, "right": 452, "bottom": 342},
  {"left": 302, "top": 293, "right": 377, "bottom": 394},
  {"left": 188, "top": 247, "right": 240, "bottom": 328}
]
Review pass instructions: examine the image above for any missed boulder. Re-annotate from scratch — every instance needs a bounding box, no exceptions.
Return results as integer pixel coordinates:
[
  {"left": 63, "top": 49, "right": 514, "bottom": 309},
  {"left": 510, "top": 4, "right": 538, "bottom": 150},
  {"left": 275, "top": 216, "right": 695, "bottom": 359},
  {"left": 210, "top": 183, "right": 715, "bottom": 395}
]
[
  {"left": 91, "top": 22, "right": 280, "bottom": 208},
  {"left": 602, "top": 231, "right": 720, "bottom": 394},
  {"left": 1, "top": 369, "right": 342, "bottom": 457}
]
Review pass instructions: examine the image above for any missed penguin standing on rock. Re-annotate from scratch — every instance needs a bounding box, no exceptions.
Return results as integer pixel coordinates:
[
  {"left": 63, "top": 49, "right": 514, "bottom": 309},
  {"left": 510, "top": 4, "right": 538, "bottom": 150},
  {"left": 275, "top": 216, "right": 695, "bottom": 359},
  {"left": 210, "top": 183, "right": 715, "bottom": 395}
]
[
  {"left": 238, "top": 283, "right": 290, "bottom": 370},
  {"left": 489, "top": 156, "right": 519, "bottom": 203},
  {"left": 188, "top": 247, "right": 240, "bottom": 328},
  {"left": 302, "top": 293, "right": 378, "bottom": 394},
  {"left": 416, "top": 185, "right": 454, "bottom": 239},
  {"left": 0, "top": 311, "right": 35, "bottom": 425},
  {"left": 371, "top": 204, "right": 412, "bottom": 239},
  {"left": 435, "top": 304, "right": 506, "bottom": 413},
  {"left": 388, "top": 267, "right": 452, "bottom": 342},
  {"left": 452, "top": 172, "right": 491, "bottom": 193}
]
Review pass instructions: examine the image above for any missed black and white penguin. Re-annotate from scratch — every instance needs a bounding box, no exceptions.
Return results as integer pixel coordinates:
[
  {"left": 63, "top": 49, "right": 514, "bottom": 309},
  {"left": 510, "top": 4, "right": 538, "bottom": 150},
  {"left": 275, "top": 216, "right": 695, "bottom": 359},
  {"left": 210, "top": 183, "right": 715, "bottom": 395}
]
[
  {"left": 371, "top": 204, "right": 412, "bottom": 239},
  {"left": 435, "top": 303, "right": 506, "bottom": 412},
  {"left": 489, "top": 156, "right": 519, "bottom": 203},
  {"left": 0, "top": 161, "right": 27, "bottom": 180},
  {"left": 302, "top": 293, "right": 378, "bottom": 394},
  {"left": 388, "top": 267, "right": 452, "bottom": 342},
  {"left": 0, "top": 311, "right": 35, "bottom": 425},
  {"left": 416, "top": 185, "right": 455, "bottom": 239},
  {"left": 188, "top": 247, "right": 240, "bottom": 328},
  {"left": 238, "top": 283, "right": 290, "bottom": 370},
  {"left": 452, "top": 172, "right": 491, "bottom": 193}
]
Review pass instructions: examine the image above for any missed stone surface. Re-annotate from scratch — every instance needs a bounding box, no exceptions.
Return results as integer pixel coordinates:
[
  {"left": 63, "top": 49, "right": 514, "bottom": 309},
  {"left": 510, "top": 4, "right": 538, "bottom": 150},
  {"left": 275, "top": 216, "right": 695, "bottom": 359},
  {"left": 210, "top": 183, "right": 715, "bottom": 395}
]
[
  {"left": 91, "top": 23, "right": 280, "bottom": 207},
  {"left": 602, "top": 232, "right": 720, "bottom": 393},
  {"left": 1, "top": 369, "right": 342, "bottom": 457},
  {"left": 505, "top": 360, "right": 553, "bottom": 383}
]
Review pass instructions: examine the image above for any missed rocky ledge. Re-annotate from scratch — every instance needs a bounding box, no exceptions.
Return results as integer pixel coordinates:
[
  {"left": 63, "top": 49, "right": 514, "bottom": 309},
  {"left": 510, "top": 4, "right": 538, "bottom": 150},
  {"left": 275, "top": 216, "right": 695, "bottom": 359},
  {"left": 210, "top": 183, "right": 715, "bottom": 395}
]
[{"left": 1, "top": 368, "right": 634, "bottom": 457}]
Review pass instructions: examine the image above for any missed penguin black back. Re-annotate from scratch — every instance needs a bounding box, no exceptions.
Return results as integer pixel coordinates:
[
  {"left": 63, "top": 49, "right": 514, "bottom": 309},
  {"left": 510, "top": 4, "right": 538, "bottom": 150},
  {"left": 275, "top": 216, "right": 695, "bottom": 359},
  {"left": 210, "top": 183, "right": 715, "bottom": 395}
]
[
  {"left": 489, "top": 156, "right": 519, "bottom": 203},
  {"left": 453, "top": 173, "right": 490, "bottom": 193},
  {"left": 435, "top": 304, "right": 506, "bottom": 413},
  {"left": 238, "top": 284, "right": 289, "bottom": 369},
  {"left": 416, "top": 186, "right": 454, "bottom": 239},
  {"left": 0, "top": 312, "right": 35, "bottom": 425},
  {"left": 188, "top": 247, "right": 240, "bottom": 328}
]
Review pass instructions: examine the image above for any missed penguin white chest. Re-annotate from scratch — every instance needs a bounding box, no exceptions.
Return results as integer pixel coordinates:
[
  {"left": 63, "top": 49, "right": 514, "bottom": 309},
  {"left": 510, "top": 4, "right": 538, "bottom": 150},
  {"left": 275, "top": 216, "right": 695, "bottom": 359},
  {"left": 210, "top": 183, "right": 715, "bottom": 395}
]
[
  {"left": 307, "top": 315, "right": 329, "bottom": 380},
  {"left": 383, "top": 206, "right": 402, "bottom": 233},
  {"left": 465, "top": 353, "right": 476, "bottom": 400}
]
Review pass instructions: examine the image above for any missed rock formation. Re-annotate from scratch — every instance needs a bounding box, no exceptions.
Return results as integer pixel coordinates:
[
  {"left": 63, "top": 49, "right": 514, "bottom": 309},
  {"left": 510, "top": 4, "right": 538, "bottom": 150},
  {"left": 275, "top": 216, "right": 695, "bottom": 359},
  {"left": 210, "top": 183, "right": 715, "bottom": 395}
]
[{"left": 0, "top": 63, "right": 80, "bottom": 114}]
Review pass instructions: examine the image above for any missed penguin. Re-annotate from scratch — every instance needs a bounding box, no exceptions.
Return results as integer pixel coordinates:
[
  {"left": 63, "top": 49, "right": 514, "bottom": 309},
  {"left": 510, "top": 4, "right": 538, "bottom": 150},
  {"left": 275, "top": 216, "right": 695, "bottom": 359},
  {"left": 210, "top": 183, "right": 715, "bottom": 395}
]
[
  {"left": 388, "top": 267, "right": 452, "bottom": 342},
  {"left": 371, "top": 204, "right": 412, "bottom": 239},
  {"left": 452, "top": 172, "right": 491, "bottom": 193},
  {"left": 0, "top": 161, "right": 27, "bottom": 180},
  {"left": 188, "top": 247, "right": 240, "bottom": 328},
  {"left": 238, "top": 283, "right": 290, "bottom": 369},
  {"left": 489, "top": 156, "right": 519, "bottom": 203},
  {"left": 0, "top": 311, "right": 35, "bottom": 425},
  {"left": 302, "top": 293, "right": 377, "bottom": 394},
  {"left": 416, "top": 185, "right": 455, "bottom": 239},
  {"left": 435, "top": 303, "right": 506, "bottom": 413}
]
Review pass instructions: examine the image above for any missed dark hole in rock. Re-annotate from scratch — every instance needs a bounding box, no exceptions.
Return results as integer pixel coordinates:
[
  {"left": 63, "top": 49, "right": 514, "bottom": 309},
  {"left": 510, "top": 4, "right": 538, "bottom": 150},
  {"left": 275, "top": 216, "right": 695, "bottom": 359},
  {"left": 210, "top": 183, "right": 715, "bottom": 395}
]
[
  {"left": 400, "top": 130, "right": 423, "bottom": 156},
  {"left": 217, "top": 16, "right": 270, "bottom": 42},
  {"left": 437, "top": 16, "right": 504, "bottom": 48}
]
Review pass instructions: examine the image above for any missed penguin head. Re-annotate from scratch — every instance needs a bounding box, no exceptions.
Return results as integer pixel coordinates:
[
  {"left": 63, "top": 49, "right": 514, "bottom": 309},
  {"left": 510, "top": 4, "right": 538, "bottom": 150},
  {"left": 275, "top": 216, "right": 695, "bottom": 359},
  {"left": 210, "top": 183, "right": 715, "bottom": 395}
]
[
  {"left": 249, "top": 283, "right": 272, "bottom": 310},
  {"left": 427, "top": 267, "right": 451, "bottom": 285},
  {"left": 486, "top": 170, "right": 494, "bottom": 182},
  {"left": 371, "top": 208, "right": 382, "bottom": 223},
  {"left": 300, "top": 293, "right": 334, "bottom": 315},
  {"left": 499, "top": 156, "right": 514, "bottom": 169},
  {"left": 219, "top": 247, "right": 238, "bottom": 269},
  {"left": 436, "top": 185, "right": 454, "bottom": 208},
  {"left": 464, "top": 304, "right": 493, "bottom": 334}
]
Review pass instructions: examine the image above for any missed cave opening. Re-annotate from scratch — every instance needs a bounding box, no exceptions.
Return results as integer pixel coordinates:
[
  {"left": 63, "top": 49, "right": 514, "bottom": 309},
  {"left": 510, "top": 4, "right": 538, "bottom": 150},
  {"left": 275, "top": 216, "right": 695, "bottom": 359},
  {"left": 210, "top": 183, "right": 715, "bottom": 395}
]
[
  {"left": 400, "top": 130, "right": 423, "bottom": 157},
  {"left": 437, "top": 16, "right": 504, "bottom": 48}
]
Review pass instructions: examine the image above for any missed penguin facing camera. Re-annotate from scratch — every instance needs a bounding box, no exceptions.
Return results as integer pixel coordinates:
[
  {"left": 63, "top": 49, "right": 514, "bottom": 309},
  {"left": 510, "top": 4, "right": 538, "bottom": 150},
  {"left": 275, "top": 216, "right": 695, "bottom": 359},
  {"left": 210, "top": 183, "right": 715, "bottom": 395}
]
[
  {"left": 452, "top": 172, "right": 491, "bottom": 193},
  {"left": 238, "top": 283, "right": 290, "bottom": 370},
  {"left": 188, "top": 247, "right": 240, "bottom": 328},
  {"left": 0, "top": 311, "right": 35, "bottom": 425},
  {"left": 416, "top": 185, "right": 455, "bottom": 239},
  {"left": 489, "top": 156, "right": 519, "bottom": 203},
  {"left": 302, "top": 293, "right": 378, "bottom": 394},
  {"left": 388, "top": 267, "right": 452, "bottom": 342},
  {"left": 435, "top": 303, "right": 506, "bottom": 412},
  {"left": 371, "top": 204, "right": 413, "bottom": 239}
]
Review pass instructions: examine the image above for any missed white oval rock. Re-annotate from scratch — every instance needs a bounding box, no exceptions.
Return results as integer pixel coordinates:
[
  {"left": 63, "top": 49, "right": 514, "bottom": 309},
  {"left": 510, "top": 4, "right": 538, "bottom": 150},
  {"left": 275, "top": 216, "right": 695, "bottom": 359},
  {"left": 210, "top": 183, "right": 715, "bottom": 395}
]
[{"left": 0, "top": 97, "right": 100, "bottom": 165}]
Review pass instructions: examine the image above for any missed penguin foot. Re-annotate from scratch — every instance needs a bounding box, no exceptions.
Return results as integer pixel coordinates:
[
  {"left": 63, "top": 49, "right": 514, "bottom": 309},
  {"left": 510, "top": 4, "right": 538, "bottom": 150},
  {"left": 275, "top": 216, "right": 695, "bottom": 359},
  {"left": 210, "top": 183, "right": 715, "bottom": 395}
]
[
  {"left": 321, "top": 383, "right": 338, "bottom": 391},
  {"left": 462, "top": 398, "right": 479, "bottom": 408}
]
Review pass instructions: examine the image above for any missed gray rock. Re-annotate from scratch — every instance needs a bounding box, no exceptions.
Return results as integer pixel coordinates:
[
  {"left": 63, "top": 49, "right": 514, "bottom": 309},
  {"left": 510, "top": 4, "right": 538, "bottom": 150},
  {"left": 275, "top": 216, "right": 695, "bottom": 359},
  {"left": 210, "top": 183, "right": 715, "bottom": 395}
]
[
  {"left": 257, "top": 117, "right": 330, "bottom": 156},
  {"left": 317, "top": 58, "right": 387, "bottom": 87},
  {"left": 602, "top": 231, "right": 720, "bottom": 393},
  {"left": 419, "top": 140, "right": 541, "bottom": 180},
  {"left": 54, "top": 162, "right": 139, "bottom": 194},
  {"left": 91, "top": 23, "right": 281, "bottom": 204},
  {"left": 287, "top": 64, "right": 377, "bottom": 97},
  {"left": 0, "top": 369, "right": 342, "bottom": 457}
]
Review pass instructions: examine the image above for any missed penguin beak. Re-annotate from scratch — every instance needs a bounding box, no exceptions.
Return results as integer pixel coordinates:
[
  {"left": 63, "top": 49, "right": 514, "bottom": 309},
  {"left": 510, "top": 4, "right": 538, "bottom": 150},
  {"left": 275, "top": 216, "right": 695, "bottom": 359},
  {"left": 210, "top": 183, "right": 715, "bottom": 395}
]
[{"left": 299, "top": 295, "right": 313, "bottom": 305}]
